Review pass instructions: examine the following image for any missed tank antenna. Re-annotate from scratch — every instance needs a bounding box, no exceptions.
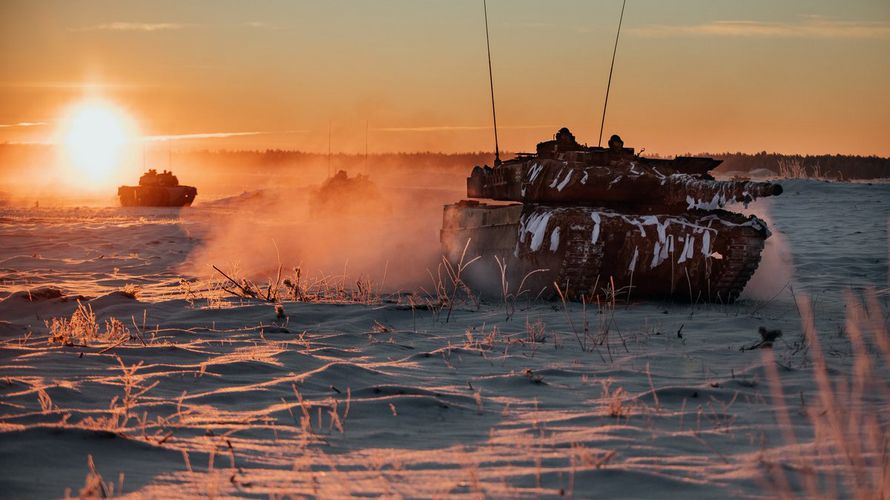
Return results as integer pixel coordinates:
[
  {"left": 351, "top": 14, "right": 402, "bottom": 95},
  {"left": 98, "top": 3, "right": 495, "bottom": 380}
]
[
  {"left": 598, "top": 0, "right": 626, "bottom": 148},
  {"left": 483, "top": 0, "right": 501, "bottom": 166},
  {"left": 327, "top": 120, "right": 332, "bottom": 179}
]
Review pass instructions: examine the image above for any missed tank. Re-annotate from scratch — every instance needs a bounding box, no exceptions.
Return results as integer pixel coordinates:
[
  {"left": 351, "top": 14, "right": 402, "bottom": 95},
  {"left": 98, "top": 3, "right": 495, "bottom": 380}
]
[
  {"left": 118, "top": 169, "right": 197, "bottom": 207},
  {"left": 309, "top": 170, "right": 390, "bottom": 216},
  {"left": 440, "top": 128, "right": 783, "bottom": 303}
]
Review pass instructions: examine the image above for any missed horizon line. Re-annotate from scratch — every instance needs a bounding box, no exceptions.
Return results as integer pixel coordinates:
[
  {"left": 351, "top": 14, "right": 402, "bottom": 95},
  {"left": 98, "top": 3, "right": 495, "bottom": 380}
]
[{"left": 1, "top": 141, "right": 886, "bottom": 159}]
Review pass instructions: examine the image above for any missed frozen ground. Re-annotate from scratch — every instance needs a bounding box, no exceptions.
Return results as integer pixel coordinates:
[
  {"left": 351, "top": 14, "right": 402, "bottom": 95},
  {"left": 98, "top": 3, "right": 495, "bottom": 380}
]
[{"left": 0, "top": 180, "right": 888, "bottom": 498}]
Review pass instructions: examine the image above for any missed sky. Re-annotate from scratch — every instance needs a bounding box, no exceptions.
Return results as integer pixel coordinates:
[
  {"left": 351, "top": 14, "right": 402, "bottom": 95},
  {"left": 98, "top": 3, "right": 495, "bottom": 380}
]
[{"left": 1, "top": 0, "right": 888, "bottom": 155}]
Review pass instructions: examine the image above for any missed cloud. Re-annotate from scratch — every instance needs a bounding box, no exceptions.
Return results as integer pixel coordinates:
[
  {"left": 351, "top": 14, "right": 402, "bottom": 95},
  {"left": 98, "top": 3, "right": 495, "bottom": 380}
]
[
  {"left": 630, "top": 18, "right": 890, "bottom": 39},
  {"left": 142, "top": 130, "right": 309, "bottom": 142},
  {"left": 72, "top": 21, "right": 283, "bottom": 33},
  {"left": 0, "top": 121, "right": 46, "bottom": 128},
  {"left": 372, "top": 125, "right": 556, "bottom": 133},
  {"left": 0, "top": 81, "right": 154, "bottom": 90},
  {"left": 1, "top": 129, "right": 309, "bottom": 145},
  {"left": 75, "top": 22, "right": 189, "bottom": 32}
]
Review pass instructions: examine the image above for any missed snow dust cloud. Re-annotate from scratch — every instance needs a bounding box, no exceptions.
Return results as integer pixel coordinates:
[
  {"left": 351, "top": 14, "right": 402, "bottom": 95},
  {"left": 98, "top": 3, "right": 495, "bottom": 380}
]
[
  {"left": 181, "top": 162, "right": 466, "bottom": 291},
  {"left": 740, "top": 199, "right": 795, "bottom": 300}
]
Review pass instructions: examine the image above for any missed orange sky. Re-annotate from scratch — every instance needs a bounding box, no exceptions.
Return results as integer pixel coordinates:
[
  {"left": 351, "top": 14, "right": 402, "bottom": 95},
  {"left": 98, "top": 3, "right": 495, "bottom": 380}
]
[{"left": 1, "top": 0, "right": 888, "bottom": 155}]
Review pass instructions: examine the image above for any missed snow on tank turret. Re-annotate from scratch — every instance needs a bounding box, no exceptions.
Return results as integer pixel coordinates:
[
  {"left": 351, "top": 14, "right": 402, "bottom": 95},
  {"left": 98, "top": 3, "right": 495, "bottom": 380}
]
[{"left": 440, "top": 128, "right": 782, "bottom": 303}]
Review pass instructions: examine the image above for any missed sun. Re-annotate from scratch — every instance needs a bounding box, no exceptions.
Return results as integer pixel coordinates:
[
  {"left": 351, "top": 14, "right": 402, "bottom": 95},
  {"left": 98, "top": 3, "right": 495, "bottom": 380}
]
[{"left": 60, "top": 99, "right": 137, "bottom": 185}]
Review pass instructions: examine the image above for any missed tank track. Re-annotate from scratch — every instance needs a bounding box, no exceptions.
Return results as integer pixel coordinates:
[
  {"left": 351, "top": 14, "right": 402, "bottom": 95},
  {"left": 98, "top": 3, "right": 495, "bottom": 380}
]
[
  {"left": 554, "top": 225, "right": 603, "bottom": 300},
  {"left": 710, "top": 234, "right": 765, "bottom": 303},
  {"left": 551, "top": 218, "right": 766, "bottom": 304}
]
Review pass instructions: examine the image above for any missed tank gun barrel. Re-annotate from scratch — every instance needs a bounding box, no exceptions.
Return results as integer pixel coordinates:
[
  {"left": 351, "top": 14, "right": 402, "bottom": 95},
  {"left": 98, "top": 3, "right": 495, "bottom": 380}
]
[{"left": 671, "top": 175, "right": 782, "bottom": 210}]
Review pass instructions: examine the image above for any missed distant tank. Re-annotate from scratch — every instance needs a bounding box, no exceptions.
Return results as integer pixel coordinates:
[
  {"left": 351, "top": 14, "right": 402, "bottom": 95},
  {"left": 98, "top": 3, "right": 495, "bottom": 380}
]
[
  {"left": 118, "top": 169, "right": 197, "bottom": 207},
  {"left": 441, "top": 128, "right": 783, "bottom": 303},
  {"left": 309, "top": 170, "right": 390, "bottom": 216}
]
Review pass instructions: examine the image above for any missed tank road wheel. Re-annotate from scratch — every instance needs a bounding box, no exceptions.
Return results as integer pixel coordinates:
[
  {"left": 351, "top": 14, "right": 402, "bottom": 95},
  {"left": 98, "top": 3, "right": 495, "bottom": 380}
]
[
  {"left": 555, "top": 227, "right": 603, "bottom": 301},
  {"left": 710, "top": 235, "right": 765, "bottom": 303}
]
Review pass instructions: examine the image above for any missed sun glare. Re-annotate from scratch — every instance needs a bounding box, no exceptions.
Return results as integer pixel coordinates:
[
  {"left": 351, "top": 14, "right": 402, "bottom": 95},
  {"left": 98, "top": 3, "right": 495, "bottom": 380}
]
[{"left": 60, "top": 100, "right": 137, "bottom": 185}]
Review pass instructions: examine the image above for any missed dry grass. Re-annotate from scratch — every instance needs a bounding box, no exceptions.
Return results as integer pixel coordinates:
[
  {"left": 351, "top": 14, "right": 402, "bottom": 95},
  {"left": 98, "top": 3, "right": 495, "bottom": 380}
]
[
  {"left": 201, "top": 263, "right": 388, "bottom": 306},
  {"left": 80, "top": 357, "right": 159, "bottom": 433},
  {"left": 119, "top": 283, "right": 139, "bottom": 299},
  {"left": 437, "top": 239, "right": 482, "bottom": 322},
  {"left": 65, "top": 455, "right": 122, "bottom": 499},
  {"left": 45, "top": 301, "right": 134, "bottom": 351},
  {"left": 600, "top": 379, "right": 631, "bottom": 419},
  {"left": 46, "top": 300, "right": 99, "bottom": 345},
  {"left": 763, "top": 288, "right": 889, "bottom": 498},
  {"left": 524, "top": 318, "right": 546, "bottom": 344},
  {"left": 548, "top": 276, "right": 632, "bottom": 362},
  {"left": 43, "top": 300, "right": 131, "bottom": 349},
  {"left": 494, "top": 255, "right": 549, "bottom": 322},
  {"left": 196, "top": 245, "right": 483, "bottom": 319}
]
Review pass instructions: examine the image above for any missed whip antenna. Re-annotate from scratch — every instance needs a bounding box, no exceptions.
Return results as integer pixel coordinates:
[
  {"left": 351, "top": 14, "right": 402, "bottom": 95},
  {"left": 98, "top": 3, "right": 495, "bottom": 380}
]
[
  {"left": 327, "top": 120, "right": 332, "bottom": 178},
  {"left": 598, "top": 0, "right": 626, "bottom": 147},
  {"left": 483, "top": 0, "right": 501, "bottom": 165}
]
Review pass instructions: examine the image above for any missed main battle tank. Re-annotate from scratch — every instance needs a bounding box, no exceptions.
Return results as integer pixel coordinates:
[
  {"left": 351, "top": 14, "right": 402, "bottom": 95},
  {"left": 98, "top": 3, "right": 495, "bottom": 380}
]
[
  {"left": 118, "top": 169, "right": 198, "bottom": 207},
  {"left": 309, "top": 170, "right": 390, "bottom": 216},
  {"left": 440, "top": 128, "right": 782, "bottom": 303}
]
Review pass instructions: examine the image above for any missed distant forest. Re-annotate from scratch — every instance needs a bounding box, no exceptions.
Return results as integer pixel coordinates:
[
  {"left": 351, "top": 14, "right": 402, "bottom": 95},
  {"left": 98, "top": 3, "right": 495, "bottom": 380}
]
[
  {"left": 705, "top": 152, "right": 890, "bottom": 180},
  {"left": 1, "top": 144, "right": 889, "bottom": 180},
  {"left": 162, "top": 149, "right": 890, "bottom": 180},
  {"left": 173, "top": 149, "right": 496, "bottom": 173}
]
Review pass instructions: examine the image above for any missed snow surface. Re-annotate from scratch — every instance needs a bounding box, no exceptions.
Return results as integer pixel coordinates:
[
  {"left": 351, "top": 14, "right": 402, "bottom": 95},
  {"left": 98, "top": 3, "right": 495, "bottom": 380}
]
[{"left": 0, "top": 180, "right": 888, "bottom": 498}]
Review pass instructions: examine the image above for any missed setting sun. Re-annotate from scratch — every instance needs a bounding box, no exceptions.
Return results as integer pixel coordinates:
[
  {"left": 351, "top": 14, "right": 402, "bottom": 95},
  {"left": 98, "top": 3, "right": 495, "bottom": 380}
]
[{"left": 60, "top": 100, "right": 137, "bottom": 184}]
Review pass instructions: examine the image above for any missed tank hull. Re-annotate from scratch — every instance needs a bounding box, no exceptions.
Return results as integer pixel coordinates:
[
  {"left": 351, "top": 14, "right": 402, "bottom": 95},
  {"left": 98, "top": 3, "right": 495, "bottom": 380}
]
[
  {"left": 118, "top": 185, "right": 197, "bottom": 207},
  {"left": 441, "top": 201, "right": 768, "bottom": 303}
]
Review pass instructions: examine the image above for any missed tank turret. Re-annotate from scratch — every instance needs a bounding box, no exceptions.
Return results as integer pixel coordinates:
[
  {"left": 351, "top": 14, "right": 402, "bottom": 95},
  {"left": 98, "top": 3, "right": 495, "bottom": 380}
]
[
  {"left": 441, "top": 128, "right": 782, "bottom": 303},
  {"left": 138, "top": 169, "right": 181, "bottom": 188},
  {"left": 466, "top": 134, "right": 782, "bottom": 211}
]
